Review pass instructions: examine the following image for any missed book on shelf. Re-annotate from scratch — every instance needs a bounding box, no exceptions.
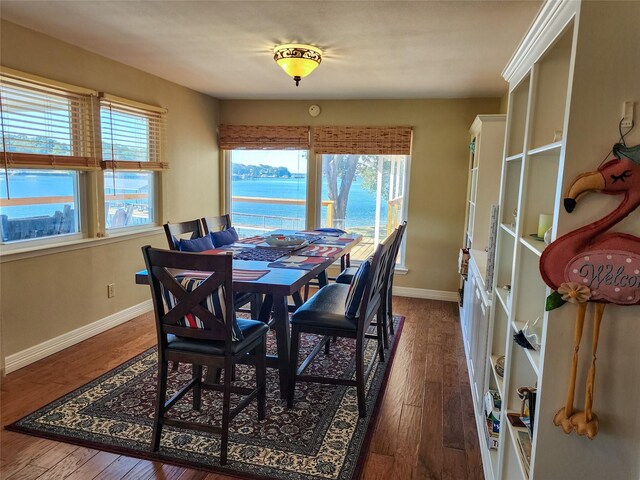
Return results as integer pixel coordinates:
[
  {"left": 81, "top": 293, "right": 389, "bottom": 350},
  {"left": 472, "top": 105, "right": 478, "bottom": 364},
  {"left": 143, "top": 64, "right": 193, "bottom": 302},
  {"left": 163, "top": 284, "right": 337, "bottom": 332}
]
[{"left": 516, "top": 429, "right": 532, "bottom": 474}]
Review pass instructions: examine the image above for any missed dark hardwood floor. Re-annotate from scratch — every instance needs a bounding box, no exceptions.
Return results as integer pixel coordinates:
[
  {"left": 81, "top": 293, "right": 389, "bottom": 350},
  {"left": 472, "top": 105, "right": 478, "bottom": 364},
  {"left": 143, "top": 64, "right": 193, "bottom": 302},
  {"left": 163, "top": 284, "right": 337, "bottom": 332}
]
[{"left": 0, "top": 296, "right": 483, "bottom": 480}]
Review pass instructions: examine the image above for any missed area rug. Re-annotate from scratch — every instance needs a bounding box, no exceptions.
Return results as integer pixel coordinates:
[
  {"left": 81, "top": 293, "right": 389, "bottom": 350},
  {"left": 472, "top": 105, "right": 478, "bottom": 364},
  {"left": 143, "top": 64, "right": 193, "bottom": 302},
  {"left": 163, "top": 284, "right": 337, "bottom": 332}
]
[{"left": 6, "top": 316, "right": 404, "bottom": 480}]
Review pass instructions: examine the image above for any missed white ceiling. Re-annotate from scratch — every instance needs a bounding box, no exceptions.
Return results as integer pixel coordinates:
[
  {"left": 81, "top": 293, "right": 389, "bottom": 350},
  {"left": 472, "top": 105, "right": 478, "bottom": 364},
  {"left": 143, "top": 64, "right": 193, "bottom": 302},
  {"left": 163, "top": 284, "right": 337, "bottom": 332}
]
[{"left": 0, "top": 0, "right": 542, "bottom": 100}]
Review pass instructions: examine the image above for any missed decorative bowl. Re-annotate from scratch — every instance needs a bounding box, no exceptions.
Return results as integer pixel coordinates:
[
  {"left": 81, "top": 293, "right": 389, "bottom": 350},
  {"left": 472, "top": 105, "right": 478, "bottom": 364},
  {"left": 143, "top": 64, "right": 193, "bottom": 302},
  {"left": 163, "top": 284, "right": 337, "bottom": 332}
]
[{"left": 264, "top": 235, "right": 307, "bottom": 247}]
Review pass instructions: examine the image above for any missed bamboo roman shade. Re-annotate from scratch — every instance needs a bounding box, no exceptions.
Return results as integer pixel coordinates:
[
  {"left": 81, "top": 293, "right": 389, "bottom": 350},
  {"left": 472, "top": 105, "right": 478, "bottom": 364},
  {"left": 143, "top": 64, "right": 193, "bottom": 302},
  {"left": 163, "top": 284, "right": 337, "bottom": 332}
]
[
  {"left": 218, "top": 125, "right": 310, "bottom": 150},
  {"left": 312, "top": 126, "right": 413, "bottom": 155},
  {"left": 100, "top": 94, "right": 168, "bottom": 170},
  {"left": 0, "top": 71, "right": 99, "bottom": 170}
]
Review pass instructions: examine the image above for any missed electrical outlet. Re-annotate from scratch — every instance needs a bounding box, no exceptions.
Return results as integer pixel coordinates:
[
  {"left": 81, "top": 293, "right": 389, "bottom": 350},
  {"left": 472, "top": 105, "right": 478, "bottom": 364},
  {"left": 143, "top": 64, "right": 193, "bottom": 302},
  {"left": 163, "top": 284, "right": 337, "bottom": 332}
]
[
  {"left": 622, "top": 101, "right": 634, "bottom": 128},
  {"left": 107, "top": 283, "right": 115, "bottom": 298}
]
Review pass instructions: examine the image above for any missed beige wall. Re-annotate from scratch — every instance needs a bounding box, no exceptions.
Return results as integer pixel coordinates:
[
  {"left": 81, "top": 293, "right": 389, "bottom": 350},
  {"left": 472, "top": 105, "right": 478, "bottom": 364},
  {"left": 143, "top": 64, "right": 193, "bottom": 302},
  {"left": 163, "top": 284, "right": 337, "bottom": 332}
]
[
  {"left": 220, "top": 98, "right": 501, "bottom": 292},
  {"left": 0, "top": 21, "right": 221, "bottom": 358}
]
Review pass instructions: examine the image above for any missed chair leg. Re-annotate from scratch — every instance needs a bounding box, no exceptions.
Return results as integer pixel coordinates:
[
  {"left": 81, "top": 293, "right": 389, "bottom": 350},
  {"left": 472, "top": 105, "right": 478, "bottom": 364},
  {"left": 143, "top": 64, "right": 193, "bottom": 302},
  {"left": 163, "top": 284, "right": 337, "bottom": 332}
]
[
  {"left": 376, "top": 310, "right": 386, "bottom": 363},
  {"left": 303, "top": 284, "right": 310, "bottom": 302},
  {"left": 255, "top": 339, "right": 267, "bottom": 421},
  {"left": 387, "top": 282, "right": 395, "bottom": 336},
  {"left": 355, "top": 336, "right": 367, "bottom": 418},
  {"left": 250, "top": 293, "right": 262, "bottom": 319},
  {"left": 324, "top": 335, "right": 331, "bottom": 354},
  {"left": 151, "top": 359, "right": 169, "bottom": 451},
  {"left": 287, "top": 325, "right": 300, "bottom": 409},
  {"left": 192, "top": 364, "right": 203, "bottom": 411},
  {"left": 380, "top": 296, "right": 389, "bottom": 350},
  {"left": 220, "top": 359, "right": 232, "bottom": 465}
]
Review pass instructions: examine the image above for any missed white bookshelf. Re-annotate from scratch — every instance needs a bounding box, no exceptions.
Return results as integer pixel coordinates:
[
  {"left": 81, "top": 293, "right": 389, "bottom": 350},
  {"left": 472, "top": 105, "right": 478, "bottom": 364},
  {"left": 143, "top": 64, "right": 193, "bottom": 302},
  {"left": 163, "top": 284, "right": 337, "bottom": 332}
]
[{"left": 481, "top": 1, "right": 640, "bottom": 479}]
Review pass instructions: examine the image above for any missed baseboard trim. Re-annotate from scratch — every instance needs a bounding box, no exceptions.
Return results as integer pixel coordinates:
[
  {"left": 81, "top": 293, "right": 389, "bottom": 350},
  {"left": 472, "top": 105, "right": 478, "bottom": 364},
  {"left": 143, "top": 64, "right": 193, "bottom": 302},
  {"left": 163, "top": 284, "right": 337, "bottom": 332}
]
[
  {"left": 5, "top": 300, "right": 153, "bottom": 374},
  {"left": 393, "top": 286, "right": 458, "bottom": 302}
]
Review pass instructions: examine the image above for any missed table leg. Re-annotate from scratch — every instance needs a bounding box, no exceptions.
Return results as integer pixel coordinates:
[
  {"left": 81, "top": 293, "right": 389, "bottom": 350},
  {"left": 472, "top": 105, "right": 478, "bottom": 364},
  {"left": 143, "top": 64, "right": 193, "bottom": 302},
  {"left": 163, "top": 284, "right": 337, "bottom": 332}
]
[
  {"left": 273, "top": 294, "right": 291, "bottom": 399},
  {"left": 258, "top": 294, "right": 273, "bottom": 324},
  {"left": 317, "top": 270, "right": 328, "bottom": 288},
  {"left": 292, "top": 291, "right": 304, "bottom": 309}
]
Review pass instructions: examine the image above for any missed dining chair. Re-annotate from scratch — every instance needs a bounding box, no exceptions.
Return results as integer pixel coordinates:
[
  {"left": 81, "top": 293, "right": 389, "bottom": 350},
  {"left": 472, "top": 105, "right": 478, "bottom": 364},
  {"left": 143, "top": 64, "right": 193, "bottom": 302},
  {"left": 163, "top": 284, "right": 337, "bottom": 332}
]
[
  {"left": 142, "top": 246, "right": 268, "bottom": 465},
  {"left": 287, "top": 228, "right": 398, "bottom": 417},
  {"left": 202, "top": 214, "right": 232, "bottom": 233},
  {"left": 335, "top": 221, "right": 407, "bottom": 348},
  {"left": 163, "top": 219, "right": 206, "bottom": 250}
]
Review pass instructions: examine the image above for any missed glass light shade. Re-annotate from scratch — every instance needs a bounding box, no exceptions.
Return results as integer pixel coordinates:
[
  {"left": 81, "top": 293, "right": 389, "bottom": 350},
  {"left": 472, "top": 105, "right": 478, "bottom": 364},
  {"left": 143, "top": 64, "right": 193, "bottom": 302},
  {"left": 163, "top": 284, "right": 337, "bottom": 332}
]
[{"left": 274, "top": 44, "right": 322, "bottom": 85}]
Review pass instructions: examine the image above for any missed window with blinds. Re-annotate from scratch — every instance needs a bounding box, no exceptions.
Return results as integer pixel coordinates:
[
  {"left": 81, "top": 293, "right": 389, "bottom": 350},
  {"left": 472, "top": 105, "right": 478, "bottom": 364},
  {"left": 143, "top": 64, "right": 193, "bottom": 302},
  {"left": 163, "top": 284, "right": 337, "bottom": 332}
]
[
  {"left": 0, "top": 71, "right": 97, "bottom": 243},
  {"left": 100, "top": 95, "right": 167, "bottom": 229},
  {"left": 0, "top": 68, "right": 168, "bottom": 245}
]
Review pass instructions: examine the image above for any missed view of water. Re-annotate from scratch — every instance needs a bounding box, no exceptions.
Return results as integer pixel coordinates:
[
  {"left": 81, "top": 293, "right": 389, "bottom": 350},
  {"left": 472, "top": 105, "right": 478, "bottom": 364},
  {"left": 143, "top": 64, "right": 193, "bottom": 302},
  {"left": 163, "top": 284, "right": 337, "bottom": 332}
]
[
  {"left": 231, "top": 176, "right": 387, "bottom": 233},
  {"left": 1, "top": 173, "right": 392, "bottom": 235}
]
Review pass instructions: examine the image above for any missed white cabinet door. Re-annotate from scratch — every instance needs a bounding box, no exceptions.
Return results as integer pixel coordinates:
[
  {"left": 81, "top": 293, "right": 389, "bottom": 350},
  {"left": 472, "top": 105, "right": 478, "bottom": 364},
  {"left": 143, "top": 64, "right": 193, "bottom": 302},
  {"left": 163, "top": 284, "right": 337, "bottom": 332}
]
[{"left": 470, "top": 276, "right": 490, "bottom": 410}]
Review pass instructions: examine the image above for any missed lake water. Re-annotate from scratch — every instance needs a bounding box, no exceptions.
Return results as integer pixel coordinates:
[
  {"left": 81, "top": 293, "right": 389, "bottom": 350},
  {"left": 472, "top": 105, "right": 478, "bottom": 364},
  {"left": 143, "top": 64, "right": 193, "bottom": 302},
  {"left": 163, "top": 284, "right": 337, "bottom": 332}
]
[
  {"left": 1, "top": 173, "right": 388, "bottom": 232},
  {"left": 232, "top": 176, "right": 385, "bottom": 232}
]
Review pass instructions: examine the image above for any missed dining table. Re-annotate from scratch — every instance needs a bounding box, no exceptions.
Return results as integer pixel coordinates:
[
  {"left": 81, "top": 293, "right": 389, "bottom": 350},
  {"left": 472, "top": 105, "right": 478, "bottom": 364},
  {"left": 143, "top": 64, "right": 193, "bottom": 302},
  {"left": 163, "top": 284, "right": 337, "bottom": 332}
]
[{"left": 135, "top": 229, "right": 362, "bottom": 399}]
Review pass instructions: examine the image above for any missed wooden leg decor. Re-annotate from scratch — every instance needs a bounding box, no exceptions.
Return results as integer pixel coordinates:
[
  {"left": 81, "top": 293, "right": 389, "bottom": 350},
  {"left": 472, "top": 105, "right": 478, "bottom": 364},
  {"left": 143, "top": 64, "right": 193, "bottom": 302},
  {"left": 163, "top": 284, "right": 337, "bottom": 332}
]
[
  {"left": 570, "top": 302, "right": 606, "bottom": 439},
  {"left": 553, "top": 302, "right": 587, "bottom": 434}
]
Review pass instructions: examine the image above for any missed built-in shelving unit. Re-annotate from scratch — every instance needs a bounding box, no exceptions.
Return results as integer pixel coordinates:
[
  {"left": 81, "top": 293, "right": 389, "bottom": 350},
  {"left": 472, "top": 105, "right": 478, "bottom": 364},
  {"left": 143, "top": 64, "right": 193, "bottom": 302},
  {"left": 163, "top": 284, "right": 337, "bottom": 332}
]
[{"left": 464, "top": 2, "right": 640, "bottom": 479}]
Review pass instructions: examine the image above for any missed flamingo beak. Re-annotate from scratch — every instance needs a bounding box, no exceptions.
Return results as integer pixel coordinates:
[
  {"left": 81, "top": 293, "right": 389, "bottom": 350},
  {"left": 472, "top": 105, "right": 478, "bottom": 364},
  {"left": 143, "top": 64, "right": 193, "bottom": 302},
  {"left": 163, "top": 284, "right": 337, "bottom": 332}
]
[{"left": 564, "top": 171, "right": 605, "bottom": 212}]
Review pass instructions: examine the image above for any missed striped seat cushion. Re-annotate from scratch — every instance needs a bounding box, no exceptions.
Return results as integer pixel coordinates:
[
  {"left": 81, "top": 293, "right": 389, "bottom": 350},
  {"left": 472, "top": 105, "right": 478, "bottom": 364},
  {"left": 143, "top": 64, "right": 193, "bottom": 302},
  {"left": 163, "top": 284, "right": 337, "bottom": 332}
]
[
  {"left": 161, "top": 275, "right": 243, "bottom": 341},
  {"left": 344, "top": 260, "right": 371, "bottom": 319}
]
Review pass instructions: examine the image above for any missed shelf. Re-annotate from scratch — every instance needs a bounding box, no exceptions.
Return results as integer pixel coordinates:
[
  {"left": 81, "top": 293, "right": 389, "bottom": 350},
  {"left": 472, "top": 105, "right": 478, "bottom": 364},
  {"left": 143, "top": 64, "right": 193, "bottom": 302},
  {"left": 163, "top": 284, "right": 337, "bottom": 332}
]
[
  {"left": 527, "top": 141, "right": 562, "bottom": 156},
  {"left": 495, "top": 287, "right": 510, "bottom": 315},
  {"left": 500, "top": 223, "right": 516, "bottom": 237},
  {"left": 506, "top": 153, "right": 524, "bottom": 162},
  {"left": 490, "top": 354, "right": 505, "bottom": 397},
  {"left": 511, "top": 319, "right": 541, "bottom": 376},
  {"left": 507, "top": 420, "right": 532, "bottom": 479},
  {"left": 519, "top": 235, "right": 547, "bottom": 257}
]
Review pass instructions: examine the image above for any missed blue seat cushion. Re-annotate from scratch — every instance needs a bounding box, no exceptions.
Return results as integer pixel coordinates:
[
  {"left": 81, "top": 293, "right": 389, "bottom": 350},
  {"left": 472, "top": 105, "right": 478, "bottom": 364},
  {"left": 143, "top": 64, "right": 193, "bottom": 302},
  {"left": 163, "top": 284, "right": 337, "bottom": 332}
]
[
  {"left": 166, "top": 318, "right": 268, "bottom": 355},
  {"left": 177, "top": 235, "right": 214, "bottom": 252},
  {"left": 291, "top": 283, "right": 357, "bottom": 331},
  {"left": 335, "top": 266, "right": 358, "bottom": 284},
  {"left": 345, "top": 260, "right": 371, "bottom": 319},
  {"left": 210, "top": 227, "right": 239, "bottom": 247}
]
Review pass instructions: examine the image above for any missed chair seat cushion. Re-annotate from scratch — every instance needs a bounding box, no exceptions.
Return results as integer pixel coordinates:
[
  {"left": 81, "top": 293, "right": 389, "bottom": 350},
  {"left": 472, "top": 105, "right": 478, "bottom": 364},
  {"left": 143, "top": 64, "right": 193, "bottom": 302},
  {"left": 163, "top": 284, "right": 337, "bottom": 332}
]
[
  {"left": 291, "top": 283, "right": 357, "bottom": 331},
  {"left": 167, "top": 318, "right": 268, "bottom": 355},
  {"left": 335, "top": 266, "right": 358, "bottom": 284}
]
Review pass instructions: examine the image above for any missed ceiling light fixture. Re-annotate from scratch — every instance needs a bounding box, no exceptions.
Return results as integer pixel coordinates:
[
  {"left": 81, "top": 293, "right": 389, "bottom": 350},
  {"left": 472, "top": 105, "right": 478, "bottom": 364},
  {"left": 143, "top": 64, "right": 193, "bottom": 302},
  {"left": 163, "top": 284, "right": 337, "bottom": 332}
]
[{"left": 273, "top": 44, "right": 322, "bottom": 87}]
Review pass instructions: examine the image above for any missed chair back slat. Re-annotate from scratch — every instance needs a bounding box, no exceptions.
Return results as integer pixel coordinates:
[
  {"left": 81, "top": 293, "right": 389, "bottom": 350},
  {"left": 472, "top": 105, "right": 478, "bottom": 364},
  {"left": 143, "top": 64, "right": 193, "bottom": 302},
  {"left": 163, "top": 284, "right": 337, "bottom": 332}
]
[
  {"left": 358, "top": 228, "right": 398, "bottom": 328},
  {"left": 163, "top": 220, "right": 205, "bottom": 250},
  {"left": 385, "top": 221, "right": 407, "bottom": 285},
  {"left": 143, "top": 246, "right": 234, "bottom": 345},
  {"left": 202, "top": 214, "right": 232, "bottom": 234}
]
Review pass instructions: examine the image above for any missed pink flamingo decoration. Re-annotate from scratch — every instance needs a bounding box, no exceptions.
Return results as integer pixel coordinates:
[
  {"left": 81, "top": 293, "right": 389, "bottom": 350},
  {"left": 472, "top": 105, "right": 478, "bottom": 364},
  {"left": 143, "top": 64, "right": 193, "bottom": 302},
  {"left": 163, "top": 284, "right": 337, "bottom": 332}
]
[{"left": 540, "top": 143, "right": 640, "bottom": 439}]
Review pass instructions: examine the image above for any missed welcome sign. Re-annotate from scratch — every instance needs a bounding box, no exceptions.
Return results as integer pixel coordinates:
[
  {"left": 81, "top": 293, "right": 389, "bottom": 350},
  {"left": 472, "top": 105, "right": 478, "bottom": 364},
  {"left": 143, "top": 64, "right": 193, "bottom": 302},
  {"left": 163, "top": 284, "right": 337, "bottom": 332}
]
[{"left": 565, "top": 251, "right": 640, "bottom": 304}]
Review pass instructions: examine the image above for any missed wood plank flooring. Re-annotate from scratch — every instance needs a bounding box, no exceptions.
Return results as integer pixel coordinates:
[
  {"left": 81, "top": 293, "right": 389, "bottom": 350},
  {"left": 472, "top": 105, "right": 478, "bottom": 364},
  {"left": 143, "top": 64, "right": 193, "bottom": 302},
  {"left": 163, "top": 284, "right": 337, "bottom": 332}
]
[{"left": 0, "top": 296, "right": 483, "bottom": 479}]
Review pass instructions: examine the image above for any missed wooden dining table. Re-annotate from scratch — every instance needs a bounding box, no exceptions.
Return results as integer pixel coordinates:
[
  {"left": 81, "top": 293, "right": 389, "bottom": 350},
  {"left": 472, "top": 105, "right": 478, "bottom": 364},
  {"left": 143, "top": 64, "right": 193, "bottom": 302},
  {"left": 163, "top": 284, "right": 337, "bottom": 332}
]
[{"left": 135, "top": 230, "right": 362, "bottom": 399}]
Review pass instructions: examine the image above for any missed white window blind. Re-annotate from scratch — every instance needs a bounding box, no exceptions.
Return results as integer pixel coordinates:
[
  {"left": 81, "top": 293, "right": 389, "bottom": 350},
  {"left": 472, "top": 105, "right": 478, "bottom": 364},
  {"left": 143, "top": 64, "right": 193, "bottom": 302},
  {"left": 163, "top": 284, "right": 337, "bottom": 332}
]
[
  {"left": 0, "top": 72, "right": 99, "bottom": 169},
  {"left": 100, "top": 94, "right": 168, "bottom": 170}
]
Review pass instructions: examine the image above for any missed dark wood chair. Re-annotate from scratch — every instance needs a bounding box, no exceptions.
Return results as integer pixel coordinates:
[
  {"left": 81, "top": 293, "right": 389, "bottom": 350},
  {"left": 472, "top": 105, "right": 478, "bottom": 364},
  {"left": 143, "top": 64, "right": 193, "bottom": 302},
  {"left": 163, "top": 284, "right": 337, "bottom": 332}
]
[
  {"left": 163, "top": 219, "right": 205, "bottom": 250},
  {"left": 142, "top": 246, "right": 267, "bottom": 465},
  {"left": 200, "top": 214, "right": 260, "bottom": 318},
  {"left": 202, "top": 214, "right": 232, "bottom": 233},
  {"left": 287, "top": 228, "right": 398, "bottom": 417},
  {"left": 335, "top": 221, "right": 407, "bottom": 349}
]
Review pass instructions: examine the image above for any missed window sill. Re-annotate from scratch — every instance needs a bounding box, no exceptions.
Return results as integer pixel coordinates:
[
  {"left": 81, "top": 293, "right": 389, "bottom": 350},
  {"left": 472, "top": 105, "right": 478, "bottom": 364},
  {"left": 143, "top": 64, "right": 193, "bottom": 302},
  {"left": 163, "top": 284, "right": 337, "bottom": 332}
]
[{"left": 0, "top": 226, "right": 164, "bottom": 263}]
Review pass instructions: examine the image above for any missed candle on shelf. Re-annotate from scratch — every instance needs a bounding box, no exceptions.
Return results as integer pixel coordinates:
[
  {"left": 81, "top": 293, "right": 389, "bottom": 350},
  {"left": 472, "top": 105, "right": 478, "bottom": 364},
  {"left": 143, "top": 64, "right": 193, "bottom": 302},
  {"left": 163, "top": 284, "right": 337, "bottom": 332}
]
[{"left": 537, "top": 214, "right": 553, "bottom": 238}]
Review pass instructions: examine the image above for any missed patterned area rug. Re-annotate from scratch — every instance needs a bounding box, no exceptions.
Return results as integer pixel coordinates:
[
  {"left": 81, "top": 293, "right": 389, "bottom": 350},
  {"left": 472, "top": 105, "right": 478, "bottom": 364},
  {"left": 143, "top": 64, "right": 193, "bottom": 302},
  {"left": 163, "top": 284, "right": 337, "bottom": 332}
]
[{"left": 7, "top": 316, "right": 404, "bottom": 480}]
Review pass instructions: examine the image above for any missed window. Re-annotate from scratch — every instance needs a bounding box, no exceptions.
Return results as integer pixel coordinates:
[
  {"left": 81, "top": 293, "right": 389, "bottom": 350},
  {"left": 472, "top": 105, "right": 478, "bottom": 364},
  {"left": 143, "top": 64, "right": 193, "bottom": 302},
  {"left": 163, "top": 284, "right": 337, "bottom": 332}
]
[
  {"left": 320, "top": 154, "right": 409, "bottom": 261},
  {"left": 314, "top": 126, "right": 411, "bottom": 263},
  {"left": 0, "top": 68, "right": 167, "bottom": 247},
  {"left": 0, "top": 71, "right": 96, "bottom": 243},
  {"left": 100, "top": 95, "right": 166, "bottom": 230},
  {"left": 229, "top": 150, "right": 308, "bottom": 236},
  {"left": 219, "top": 125, "right": 311, "bottom": 237}
]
